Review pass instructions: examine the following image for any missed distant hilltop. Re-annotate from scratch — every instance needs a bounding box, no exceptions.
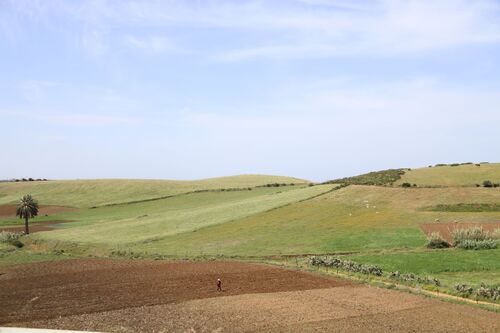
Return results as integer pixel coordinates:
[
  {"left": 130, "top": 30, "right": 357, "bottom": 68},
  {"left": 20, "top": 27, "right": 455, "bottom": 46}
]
[{"left": 0, "top": 178, "right": 49, "bottom": 183}]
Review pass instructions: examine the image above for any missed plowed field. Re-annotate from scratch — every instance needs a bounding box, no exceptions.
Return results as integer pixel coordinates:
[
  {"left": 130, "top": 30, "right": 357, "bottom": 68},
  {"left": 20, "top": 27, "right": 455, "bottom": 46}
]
[{"left": 0, "top": 259, "right": 498, "bottom": 332}]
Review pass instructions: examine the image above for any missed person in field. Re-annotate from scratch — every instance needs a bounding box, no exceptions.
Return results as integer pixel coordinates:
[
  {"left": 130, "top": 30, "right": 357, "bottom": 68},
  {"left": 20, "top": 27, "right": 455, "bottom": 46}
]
[{"left": 217, "top": 278, "right": 222, "bottom": 291}]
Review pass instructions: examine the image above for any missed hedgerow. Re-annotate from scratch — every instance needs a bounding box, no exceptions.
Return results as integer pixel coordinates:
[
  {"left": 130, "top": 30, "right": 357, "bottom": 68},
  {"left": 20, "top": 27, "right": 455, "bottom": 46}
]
[
  {"left": 454, "top": 283, "right": 500, "bottom": 301},
  {"left": 309, "top": 256, "right": 383, "bottom": 276},
  {"left": 389, "top": 271, "right": 440, "bottom": 286}
]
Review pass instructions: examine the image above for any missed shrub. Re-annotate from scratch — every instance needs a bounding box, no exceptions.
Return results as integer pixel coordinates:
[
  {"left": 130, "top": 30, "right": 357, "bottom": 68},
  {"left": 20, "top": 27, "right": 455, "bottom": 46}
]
[
  {"left": 455, "top": 283, "right": 500, "bottom": 301},
  {"left": 455, "top": 284, "right": 473, "bottom": 295},
  {"left": 483, "top": 180, "right": 493, "bottom": 188},
  {"left": 0, "top": 231, "right": 23, "bottom": 248},
  {"left": 390, "top": 271, "right": 441, "bottom": 286},
  {"left": 309, "top": 256, "right": 383, "bottom": 276},
  {"left": 401, "top": 182, "right": 412, "bottom": 188},
  {"left": 452, "top": 226, "right": 489, "bottom": 243},
  {"left": 456, "top": 239, "right": 498, "bottom": 250},
  {"left": 0, "top": 231, "right": 22, "bottom": 243},
  {"left": 426, "top": 232, "right": 450, "bottom": 249},
  {"left": 324, "top": 169, "right": 406, "bottom": 186},
  {"left": 452, "top": 227, "right": 499, "bottom": 250}
]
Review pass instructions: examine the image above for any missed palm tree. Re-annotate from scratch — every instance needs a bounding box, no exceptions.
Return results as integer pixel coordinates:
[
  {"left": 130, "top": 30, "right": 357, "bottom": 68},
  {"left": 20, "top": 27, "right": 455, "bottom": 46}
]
[{"left": 16, "top": 194, "right": 39, "bottom": 234}]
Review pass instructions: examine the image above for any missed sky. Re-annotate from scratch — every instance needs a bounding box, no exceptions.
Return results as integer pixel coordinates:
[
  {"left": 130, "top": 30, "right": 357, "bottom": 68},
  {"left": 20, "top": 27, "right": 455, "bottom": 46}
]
[{"left": 1, "top": 0, "right": 499, "bottom": 182}]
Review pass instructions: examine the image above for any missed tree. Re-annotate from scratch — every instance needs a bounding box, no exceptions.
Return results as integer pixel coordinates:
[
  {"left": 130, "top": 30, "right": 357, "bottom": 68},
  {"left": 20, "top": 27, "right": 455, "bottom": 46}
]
[{"left": 16, "top": 194, "right": 39, "bottom": 234}]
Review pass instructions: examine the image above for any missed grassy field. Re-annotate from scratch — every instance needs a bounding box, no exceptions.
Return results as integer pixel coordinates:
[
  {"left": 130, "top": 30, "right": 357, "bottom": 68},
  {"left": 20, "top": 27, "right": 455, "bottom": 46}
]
[
  {"left": 32, "top": 184, "right": 334, "bottom": 245},
  {"left": 396, "top": 163, "right": 500, "bottom": 187},
  {"left": 0, "top": 175, "right": 307, "bottom": 208},
  {"left": 132, "top": 185, "right": 500, "bottom": 256},
  {"left": 344, "top": 249, "right": 500, "bottom": 287},
  {"left": 1, "top": 167, "right": 499, "bottom": 300}
]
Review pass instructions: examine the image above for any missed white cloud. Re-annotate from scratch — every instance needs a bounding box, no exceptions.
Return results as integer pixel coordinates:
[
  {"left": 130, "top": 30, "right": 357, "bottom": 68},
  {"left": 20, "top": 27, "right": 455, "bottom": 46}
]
[{"left": 6, "top": 0, "right": 500, "bottom": 60}]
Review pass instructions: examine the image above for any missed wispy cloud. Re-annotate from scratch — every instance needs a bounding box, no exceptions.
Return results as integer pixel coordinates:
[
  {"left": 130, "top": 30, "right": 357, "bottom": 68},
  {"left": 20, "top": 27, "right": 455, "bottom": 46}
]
[{"left": 5, "top": 0, "right": 500, "bottom": 61}]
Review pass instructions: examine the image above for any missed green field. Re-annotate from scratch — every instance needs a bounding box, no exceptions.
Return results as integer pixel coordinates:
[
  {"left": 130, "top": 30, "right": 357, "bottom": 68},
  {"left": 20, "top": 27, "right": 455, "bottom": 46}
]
[
  {"left": 32, "top": 184, "right": 334, "bottom": 245},
  {"left": 1, "top": 167, "right": 499, "bottom": 301},
  {"left": 396, "top": 163, "right": 500, "bottom": 187},
  {"left": 0, "top": 175, "right": 307, "bottom": 208}
]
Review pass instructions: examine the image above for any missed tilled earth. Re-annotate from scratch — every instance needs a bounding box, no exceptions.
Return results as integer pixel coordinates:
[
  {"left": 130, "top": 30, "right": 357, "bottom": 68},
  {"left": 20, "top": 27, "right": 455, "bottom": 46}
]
[
  {"left": 0, "top": 259, "right": 498, "bottom": 332},
  {"left": 420, "top": 222, "right": 500, "bottom": 243}
]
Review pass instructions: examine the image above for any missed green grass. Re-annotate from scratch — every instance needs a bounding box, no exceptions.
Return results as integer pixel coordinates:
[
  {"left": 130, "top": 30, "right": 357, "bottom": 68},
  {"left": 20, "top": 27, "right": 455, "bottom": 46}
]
[
  {"left": 130, "top": 185, "right": 500, "bottom": 256},
  {"left": 343, "top": 249, "right": 500, "bottom": 287},
  {"left": 396, "top": 163, "right": 500, "bottom": 187},
  {"left": 0, "top": 175, "right": 307, "bottom": 208},
  {"left": 33, "top": 184, "right": 334, "bottom": 245},
  {"left": 0, "top": 248, "right": 72, "bottom": 267}
]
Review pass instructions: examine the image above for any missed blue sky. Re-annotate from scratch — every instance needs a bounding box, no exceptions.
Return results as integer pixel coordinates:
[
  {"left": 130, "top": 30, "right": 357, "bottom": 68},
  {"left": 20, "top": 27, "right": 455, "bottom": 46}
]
[{"left": 1, "top": 0, "right": 499, "bottom": 181}]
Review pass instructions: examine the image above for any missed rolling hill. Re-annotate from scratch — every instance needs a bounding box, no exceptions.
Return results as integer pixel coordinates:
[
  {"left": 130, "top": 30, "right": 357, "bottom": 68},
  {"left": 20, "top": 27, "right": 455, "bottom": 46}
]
[
  {"left": 1, "top": 164, "right": 499, "bottom": 295},
  {"left": 0, "top": 175, "right": 308, "bottom": 208}
]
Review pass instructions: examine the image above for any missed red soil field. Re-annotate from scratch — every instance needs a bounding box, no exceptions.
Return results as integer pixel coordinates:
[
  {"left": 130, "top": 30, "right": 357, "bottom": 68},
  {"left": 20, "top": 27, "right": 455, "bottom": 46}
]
[
  {"left": 0, "top": 204, "right": 77, "bottom": 218},
  {"left": 420, "top": 222, "right": 500, "bottom": 243},
  {"left": 1, "top": 259, "right": 498, "bottom": 332},
  {"left": 0, "top": 259, "right": 350, "bottom": 324}
]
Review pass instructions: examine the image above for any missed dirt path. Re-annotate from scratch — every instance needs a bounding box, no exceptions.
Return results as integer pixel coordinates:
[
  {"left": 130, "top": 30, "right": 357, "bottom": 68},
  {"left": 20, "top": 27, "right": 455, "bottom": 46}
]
[{"left": 1, "top": 259, "right": 498, "bottom": 332}]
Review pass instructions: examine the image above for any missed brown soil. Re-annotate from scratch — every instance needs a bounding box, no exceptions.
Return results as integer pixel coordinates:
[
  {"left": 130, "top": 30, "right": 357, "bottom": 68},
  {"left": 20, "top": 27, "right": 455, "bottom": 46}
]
[
  {"left": 420, "top": 222, "right": 500, "bottom": 243},
  {"left": 0, "top": 259, "right": 350, "bottom": 325},
  {"left": 0, "top": 204, "right": 77, "bottom": 218},
  {"left": 0, "top": 220, "right": 65, "bottom": 233},
  {"left": 1, "top": 260, "right": 498, "bottom": 332}
]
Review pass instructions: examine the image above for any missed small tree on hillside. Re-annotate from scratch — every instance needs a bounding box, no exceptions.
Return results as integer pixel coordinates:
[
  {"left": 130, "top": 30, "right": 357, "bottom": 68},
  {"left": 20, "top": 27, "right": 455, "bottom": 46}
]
[{"left": 16, "top": 194, "right": 39, "bottom": 234}]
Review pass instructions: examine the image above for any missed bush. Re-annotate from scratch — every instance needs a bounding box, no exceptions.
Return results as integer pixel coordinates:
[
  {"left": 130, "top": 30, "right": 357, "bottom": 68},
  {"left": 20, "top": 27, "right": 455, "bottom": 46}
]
[
  {"left": 455, "top": 239, "right": 498, "bottom": 250},
  {"left": 309, "top": 256, "right": 383, "bottom": 276},
  {"left": 452, "top": 227, "right": 499, "bottom": 250},
  {"left": 0, "top": 231, "right": 22, "bottom": 243},
  {"left": 483, "top": 180, "right": 493, "bottom": 188},
  {"left": 401, "top": 182, "right": 412, "bottom": 188},
  {"left": 0, "top": 231, "right": 23, "bottom": 248},
  {"left": 426, "top": 232, "right": 450, "bottom": 249},
  {"left": 324, "top": 169, "right": 406, "bottom": 186},
  {"left": 452, "top": 226, "right": 489, "bottom": 243},
  {"left": 390, "top": 271, "right": 441, "bottom": 286},
  {"left": 455, "top": 283, "right": 500, "bottom": 301},
  {"left": 455, "top": 284, "right": 474, "bottom": 295}
]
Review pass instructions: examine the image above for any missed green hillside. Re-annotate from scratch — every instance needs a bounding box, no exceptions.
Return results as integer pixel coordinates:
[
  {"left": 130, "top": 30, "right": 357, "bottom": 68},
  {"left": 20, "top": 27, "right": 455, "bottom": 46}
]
[
  {"left": 0, "top": 175, "right": 307, "bottom": 208},
  {"left": 133, "top": 185, "right": 500, "bottom": 256},
  {"left": 33, "top": 184, "right": 334, "bottom": 245},
  {"left": 396, "top": 163, "right": 500, "bottom": 187}
]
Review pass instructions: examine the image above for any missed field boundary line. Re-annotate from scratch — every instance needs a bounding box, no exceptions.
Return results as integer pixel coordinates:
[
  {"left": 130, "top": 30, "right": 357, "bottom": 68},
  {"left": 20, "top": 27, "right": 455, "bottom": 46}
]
[{"left": 264, "top": 261, "right": 500, "bottom": 310}]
